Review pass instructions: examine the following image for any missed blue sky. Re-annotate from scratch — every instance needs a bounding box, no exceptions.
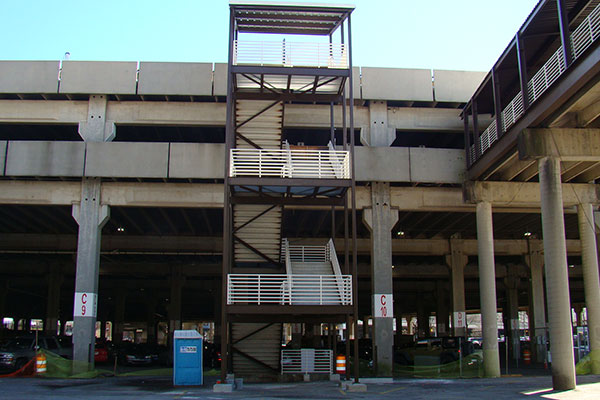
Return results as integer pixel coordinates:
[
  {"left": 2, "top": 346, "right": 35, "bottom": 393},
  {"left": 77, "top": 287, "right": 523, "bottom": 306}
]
[{"left": 3, "top": 0, "right": 538, "bottom": 72}]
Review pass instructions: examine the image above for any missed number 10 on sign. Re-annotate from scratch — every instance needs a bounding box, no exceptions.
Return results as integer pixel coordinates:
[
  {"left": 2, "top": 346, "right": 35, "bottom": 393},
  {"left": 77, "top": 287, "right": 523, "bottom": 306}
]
[{"left": 374, "top": 294, "right": 393, "bottom": 318}]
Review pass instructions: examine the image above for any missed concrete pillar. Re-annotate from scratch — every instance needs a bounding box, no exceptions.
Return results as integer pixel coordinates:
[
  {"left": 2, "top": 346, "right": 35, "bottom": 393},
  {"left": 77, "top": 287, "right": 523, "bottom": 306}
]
[
  {"left": 78, "top": 95, "right": 115, "bottom": 142},
  {"left": 168, "top": 266, "right": 185, "bottom": 337},
  {"left": 114, "top": 288, "right": 126, "bottom": 343},
  {"left": 577, "top": 203, "right": 600, "bottom": 374},
  {"left": 573, "top": 305, "right": 583, "bottom": 327},
  {"left": 416, "top": 297, "right": 429, "bottom": 338},
  {"left": 146, "top": 297, "right": 157, "bottom": 344},
  {"left": 436, "top": 281, "right": 450, "bottom": 336},
  {"left": 504, "top": 268, "right": 520, "bottom": 362},
  {"left": 476, "top": 201, "right": 501, "bottom": 378},
  {"left": 538, "top": 157, "right": 575, "bottom": 390},
  {"left": 363, "top": 101, "right": 396, "bottom": 146},
  {"left": 526, "top": 239, "right": 547, "bottom": 363},
  {"left": 362, "top": 182, "right": 398, "bottom": 377},
  {"left": 446, "top": 238, "right": 468, "bottom": 337},
  {"left": 45, "top": 267, "right": 63, "bottom": 336},
  {"left": 72, "top": 178, "right": 109, "bottom": 367}
]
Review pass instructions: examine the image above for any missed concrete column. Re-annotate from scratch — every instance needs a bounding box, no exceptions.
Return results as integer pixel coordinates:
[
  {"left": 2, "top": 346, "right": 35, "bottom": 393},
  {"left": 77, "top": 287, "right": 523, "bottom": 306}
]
[
  {"left": 538, "top": 157, "right": 575, "bottom": 390},
  {"left": 113, "top": 288, "right": 126, "bottom": 343},
  {"left": 577, "top": 203, "right": 600, "bottom": 374},
  {"left": 446, "top": 238, "right": 468, "bottom": 337},
  {"left": 363, "top": 101, "right": 396, "bottom": 146},
  {"left": 573, "top": 305, "right": 583, "bottom": 327},
  {"left": 78, "top": 95, "right": 115, "bottom": 142},
  {"left": 526, "top": 239, "right": 547, "bottom": 363},
  {"left": 362, "top": 182, "right": 398, "bottom": 377},
  {"left": 436, "top": 281, "right": 450, "bottom": 336},
  {"left": 476, "top": 201, "right": 501, "bottom": 378},
  {"left": 146, "top": 296, "right": 157, "bottom": 344},
  {"left": 504, "top": 268, "right": 520, "bottom": 362},
  {"left": 72, "top": 177, "right": 109, "bottom": 367},
  {"left": 416, "top": 296, "right": 429, "bottom": 338},
  {"left": 45, "top": 267, "right": 63, "bottom": 336},
  {"left": 168, "top": 266, "right": 185, "bottom": 337}
]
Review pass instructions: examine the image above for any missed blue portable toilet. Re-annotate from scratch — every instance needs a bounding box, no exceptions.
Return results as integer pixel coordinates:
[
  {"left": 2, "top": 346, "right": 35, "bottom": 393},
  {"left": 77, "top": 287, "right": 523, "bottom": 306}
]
[{"left": 173, "top": 330, "right": 203, "bottom": 386}]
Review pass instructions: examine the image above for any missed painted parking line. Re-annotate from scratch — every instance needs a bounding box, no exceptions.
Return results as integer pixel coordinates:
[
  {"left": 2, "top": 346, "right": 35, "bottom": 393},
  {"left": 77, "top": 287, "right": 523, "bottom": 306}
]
[{"left": 379, "top": 386, "right": 406, "bottom": 394}]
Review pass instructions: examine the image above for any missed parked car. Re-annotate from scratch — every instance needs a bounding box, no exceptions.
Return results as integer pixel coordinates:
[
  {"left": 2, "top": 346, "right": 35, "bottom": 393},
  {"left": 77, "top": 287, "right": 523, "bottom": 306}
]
[
  {"left": 394, "top": 337, "right": 474, "bottom": 365},
  {"left": 94, "top": 340, "right": 109, "bottom": 363},
  {"left": 117, "top": 343, "right": 159, "bottom": 366},
  {"left": 0, "top": 335, "right": 72, "bottom": 371}
]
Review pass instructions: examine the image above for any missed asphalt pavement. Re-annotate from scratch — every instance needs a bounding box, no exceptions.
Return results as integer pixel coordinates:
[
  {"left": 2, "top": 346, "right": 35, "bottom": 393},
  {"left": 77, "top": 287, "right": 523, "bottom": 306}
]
[{"left": 1, "top": 374, "right": 600, "bottom": 399}]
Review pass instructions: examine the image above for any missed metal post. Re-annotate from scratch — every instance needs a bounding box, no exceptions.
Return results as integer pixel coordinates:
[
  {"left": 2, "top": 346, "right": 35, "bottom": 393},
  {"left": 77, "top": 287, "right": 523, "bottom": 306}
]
[
  {"left": 515, "top": 33, "right": 530, "bottom": 110},
  {"left": 221, "top": 6, "right": 236, "bottom": 383},
  {"left": 472, "top": 100, "right": 480, "bottom": 161},
  {"left": 557, "top": 0, "right": 574, "bottom": 68},
  {"left": 463, "top": 105, "right": 471, "bottom": 168},
  {"left": 491, "top": 69, "right": 503, "bottom": 136}
]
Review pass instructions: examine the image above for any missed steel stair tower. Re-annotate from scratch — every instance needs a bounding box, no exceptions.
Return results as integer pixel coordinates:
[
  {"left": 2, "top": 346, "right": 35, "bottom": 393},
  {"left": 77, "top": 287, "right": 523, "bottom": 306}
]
[{"left": 221, "top": 2, "right": 358, "bottom": 382}]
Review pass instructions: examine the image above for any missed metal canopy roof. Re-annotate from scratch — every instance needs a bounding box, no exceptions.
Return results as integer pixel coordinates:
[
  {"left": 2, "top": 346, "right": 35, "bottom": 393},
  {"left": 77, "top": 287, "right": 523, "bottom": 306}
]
[{"left": 230, "top": 1, "right": 354, "bottom": 35}]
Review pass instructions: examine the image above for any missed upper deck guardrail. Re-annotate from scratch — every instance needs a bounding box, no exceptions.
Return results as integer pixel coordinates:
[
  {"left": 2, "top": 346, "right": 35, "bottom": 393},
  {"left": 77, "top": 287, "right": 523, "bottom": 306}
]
[
  {"left": 233, "top": 40, "right": 348, "bottom": 69},
  {"left": 469, "top": 2, "right": 600, "bottom": 164}
]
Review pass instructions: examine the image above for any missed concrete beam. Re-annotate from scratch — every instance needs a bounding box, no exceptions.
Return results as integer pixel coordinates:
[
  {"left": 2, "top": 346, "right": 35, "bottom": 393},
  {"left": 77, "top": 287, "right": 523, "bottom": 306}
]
[
  {"left": 0, "top": 100, "right": 465, "bottom": 133},
  {"left": 0, "top": 100, "right": 87, "bottom": 124},
  {"left": 464, "top": 181, "right": 599, "bottom": 207},
  {"left": 0, "top": 233, "right": 584, "bottom": 257},
  {"left": 519, "top": 128, "right": 600, "bottom": 161}
]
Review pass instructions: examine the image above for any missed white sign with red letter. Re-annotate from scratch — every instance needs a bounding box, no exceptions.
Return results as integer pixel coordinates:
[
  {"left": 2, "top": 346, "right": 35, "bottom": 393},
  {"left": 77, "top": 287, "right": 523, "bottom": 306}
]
[
  {"left": 374, "top": 294, "right": 393, "bottom": 318},
  {"left": 453, "top": 311, "right": 466, "bottom": 328},
  {"left": 74, "top": 292, "right": 97, "bottom": 318}
]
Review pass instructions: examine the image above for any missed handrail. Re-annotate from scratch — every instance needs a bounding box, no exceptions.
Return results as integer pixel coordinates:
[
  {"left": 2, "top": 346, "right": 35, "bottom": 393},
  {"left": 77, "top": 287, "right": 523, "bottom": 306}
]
[
  {"left": 328, "top": 238, "right": 346, "bottom": 304},
  {"left": 281, "top": 241, "right": 330, "bottom": 262},
  {"left": 472, "top": 1, "right": 600, "bottom": 163},
  {"left": 230, "top": 148, "right": 351, "bottom": 179},
  {"left": 283, "top": 238, "right": 292, "bottom": 305},
  {"left": 227, "top": 273, "right": 352, "bottom": 305},
  {"left": 234, "top": 40, "right": 348, "bottom": 69}
]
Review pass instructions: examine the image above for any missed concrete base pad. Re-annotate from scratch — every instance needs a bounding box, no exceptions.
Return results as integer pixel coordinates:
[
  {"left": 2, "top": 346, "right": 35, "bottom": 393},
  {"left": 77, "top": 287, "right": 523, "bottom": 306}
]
[
  {"left": 213, "top": 383, "right": 234, "bottom": 393},
  {"left": 359, "top": 377, "right": 393, "bottom": 384},
  {"left": 345, "top": 383, "right": 367, "bottom": 392}
]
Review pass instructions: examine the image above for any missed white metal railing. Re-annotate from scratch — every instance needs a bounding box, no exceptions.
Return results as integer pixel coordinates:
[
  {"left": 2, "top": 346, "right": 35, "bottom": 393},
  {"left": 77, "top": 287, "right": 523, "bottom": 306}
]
[
  {"left": 474, "top": 2, "right": 600, "bottom": 162},
  {"left": 328, "top": 238, "right": 346, "bottom": 303},
  {"left": 229, "top": 148, "right": 350, "bottom": 179},
  {"left": 283, "top": 242, "right": 330, "bottom": 263},
  {"left": 227, "top": 274, "right": 352, "bottom": 305},
  {"left": 234, "top": 40, "right": 348, "bottom": 69},
  {"left": 281, "top": 349, "right": 333, "bottom": 374}
]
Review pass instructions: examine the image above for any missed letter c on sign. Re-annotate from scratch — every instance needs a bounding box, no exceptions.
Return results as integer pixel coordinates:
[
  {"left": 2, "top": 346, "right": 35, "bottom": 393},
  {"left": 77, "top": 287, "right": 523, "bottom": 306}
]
[
  {"left": 380, "top": 295, "right": 386, "bottom": 306},
  {"left": 82, "top": 293, "right": 87, "bottom": 304}
]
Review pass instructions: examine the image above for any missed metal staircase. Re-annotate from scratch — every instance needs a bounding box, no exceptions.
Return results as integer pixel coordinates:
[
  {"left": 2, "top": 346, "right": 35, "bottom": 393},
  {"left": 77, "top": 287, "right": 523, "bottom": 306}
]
[
  {"left": 233, "top": 204, "right": 282, "bottom": 264},
  {"left": 222, "top": 2, "right": 357, "bottom": 382},
  {"left": 231, "top": 323, "right": 282, "bottom": 378},
  {"left": 235, "top": 100, "right": 283, "bottom": 149}
]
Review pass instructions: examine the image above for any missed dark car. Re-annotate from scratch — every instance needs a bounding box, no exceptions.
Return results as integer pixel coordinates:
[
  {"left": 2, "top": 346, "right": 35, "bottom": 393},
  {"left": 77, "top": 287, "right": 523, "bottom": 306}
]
[
  {"left": 0, "top": 336, "right": 72, "bottom": 371},
  {"left": 117, "top": 343, "right": 159, "bottom": 366}
]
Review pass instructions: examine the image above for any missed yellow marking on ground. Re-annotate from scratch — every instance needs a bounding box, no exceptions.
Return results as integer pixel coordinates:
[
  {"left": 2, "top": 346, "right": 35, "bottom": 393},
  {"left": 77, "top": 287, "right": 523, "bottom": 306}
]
[
  {"left": 339, "top": 388, "right": 347, "bottom": 396},
  {"left": 379, "top": 386, "right": 406, "bottom": 394}
]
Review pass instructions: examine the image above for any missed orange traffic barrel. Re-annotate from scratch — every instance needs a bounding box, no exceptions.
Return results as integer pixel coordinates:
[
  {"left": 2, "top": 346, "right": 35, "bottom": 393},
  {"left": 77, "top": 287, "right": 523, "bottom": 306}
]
[
  {"left": 36, "top": 352, "right": 47, "bottom": 375},
  {"left": 336, "top": 355, "right": 346, "bottom": 374},
  {"left": 523, "top": 349, "right": 531, "bottom": 365}
]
